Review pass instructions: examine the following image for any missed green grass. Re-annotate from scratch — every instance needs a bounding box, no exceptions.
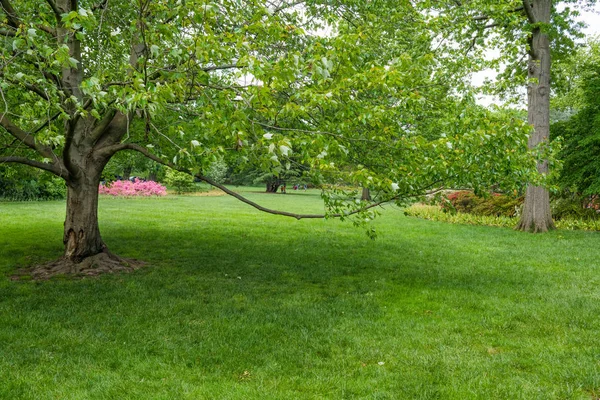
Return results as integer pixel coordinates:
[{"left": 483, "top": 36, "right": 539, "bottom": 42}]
[{"left": 1, "top": 188, "right": 600, "bottom": 399}]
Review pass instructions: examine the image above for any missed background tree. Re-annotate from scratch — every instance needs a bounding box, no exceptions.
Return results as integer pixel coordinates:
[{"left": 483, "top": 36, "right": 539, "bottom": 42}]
[
  {"left": 421, "top": 0, "right": 594, "bottom": 232},
  {"left": 0, "top": 164, "right": 65, "bottom": 200},
  {"left": 551, "top": 40, "right": 600, "bottom": 196}
]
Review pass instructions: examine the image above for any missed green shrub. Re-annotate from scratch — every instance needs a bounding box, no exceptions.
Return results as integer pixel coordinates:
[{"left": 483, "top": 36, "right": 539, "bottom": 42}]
[
  {"left": 551, "top": 195, "right": 600, "bottom": 220},
  {"left": 205, "top": 157, "right": 228, "bottom": 184},
  {"left": 472, "top": 195, "right": 523, "bottom": 217},
  {"left": 164, "top": 170, "right": 195, "bottom": 194},
  {"left": 0, "top": 166, "right": 66, "bottom": 201}
]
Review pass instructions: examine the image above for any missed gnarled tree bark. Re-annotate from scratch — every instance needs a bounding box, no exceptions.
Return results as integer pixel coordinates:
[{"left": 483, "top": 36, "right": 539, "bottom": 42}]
[{"left": 64, "top": 177, "right": 105, "bottom": 262}]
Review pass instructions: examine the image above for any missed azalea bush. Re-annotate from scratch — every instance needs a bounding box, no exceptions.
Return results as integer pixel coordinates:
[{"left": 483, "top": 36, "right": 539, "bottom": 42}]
[{"left": 99, "top": 179, "right": 167, "bottom": 197}]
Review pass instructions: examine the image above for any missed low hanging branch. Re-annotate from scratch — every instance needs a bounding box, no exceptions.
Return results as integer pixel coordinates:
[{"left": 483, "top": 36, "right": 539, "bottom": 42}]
[
  {"left": 107, "top": 142, "right": 442, "bottom": 220},
  {"left": 196, "top": 174, "right": 396, "bottom": 220},
  {"left": 0, "top": 156, "right": 67, "bottom": 177}
]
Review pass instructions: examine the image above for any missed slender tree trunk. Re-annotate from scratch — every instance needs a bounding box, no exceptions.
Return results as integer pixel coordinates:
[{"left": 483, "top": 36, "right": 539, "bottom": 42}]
[
  {"left": 517, "top": 0, "right": 555, "bottom": 233},
  {"left": 63, "top": 177, "right": 106, "bottom": 262},
  {"left": 122, "top": 166, "right": 132, "bottom": 180},
  {"left": 361, "top": 187, "right": 371, "bottom": 201}
]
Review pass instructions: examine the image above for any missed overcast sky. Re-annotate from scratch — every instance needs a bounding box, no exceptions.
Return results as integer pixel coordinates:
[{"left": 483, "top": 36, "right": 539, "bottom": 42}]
[{"left": 580, "top": 4, "right": 600, "bottom": 37}]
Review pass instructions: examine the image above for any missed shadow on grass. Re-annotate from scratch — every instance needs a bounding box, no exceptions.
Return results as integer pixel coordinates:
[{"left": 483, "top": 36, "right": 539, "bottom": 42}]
[{"left": 1, "top": 200, "right": 600, "bottom": 398}]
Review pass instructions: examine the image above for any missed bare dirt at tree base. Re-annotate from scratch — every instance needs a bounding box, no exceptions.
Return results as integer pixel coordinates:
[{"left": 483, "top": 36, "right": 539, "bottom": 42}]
[{"left": 11, "top": 252, "right": 146, "bottom": 281}]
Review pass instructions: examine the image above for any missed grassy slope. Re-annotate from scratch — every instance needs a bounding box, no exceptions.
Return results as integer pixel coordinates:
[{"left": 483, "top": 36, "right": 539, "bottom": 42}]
[{"left": 0, "top": 189, "right": 599, "bottom": 399}]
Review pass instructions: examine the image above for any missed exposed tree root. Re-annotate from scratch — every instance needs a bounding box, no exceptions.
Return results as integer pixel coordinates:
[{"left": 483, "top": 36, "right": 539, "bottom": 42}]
[
  {"left": 515, "top": 219, "right": 556, "bottom": 233},
  {"left": 11, "top": 251, "right": 145, "bottom": 281}
]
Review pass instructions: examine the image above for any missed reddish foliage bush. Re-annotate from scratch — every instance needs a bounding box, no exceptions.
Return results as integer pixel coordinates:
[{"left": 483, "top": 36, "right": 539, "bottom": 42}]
[{"left": 443, "top": 191, "right": 523, "bottom": 217}]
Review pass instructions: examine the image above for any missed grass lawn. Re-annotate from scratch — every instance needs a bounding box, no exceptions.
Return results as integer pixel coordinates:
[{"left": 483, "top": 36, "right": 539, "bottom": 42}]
[{"left": 1, "top": 188, "right": 599, "bottom": 399}]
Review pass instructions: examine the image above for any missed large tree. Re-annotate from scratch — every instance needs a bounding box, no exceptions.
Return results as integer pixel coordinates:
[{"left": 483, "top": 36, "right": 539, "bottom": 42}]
[
  {"left": 421, "top": 0, "right": 593, "bottom": 232},
  {"left": 516, "top": 0, "right": 555, "bottom": 232},
  {"left": 1, "top": 0, "right": 536, "bottom": 277}
]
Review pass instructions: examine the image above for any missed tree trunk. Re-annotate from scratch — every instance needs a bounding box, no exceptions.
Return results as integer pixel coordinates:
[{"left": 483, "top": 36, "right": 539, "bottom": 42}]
[
  {"left": 122, "top": 166, "right": 132, "bottom": 180},
  {"left": 266, "top": 179, "right": 281, "bottom": 193},
  {"left": 517, "top": 0, "right": 555, "bottom": 233},
  {"left": 63, "top": 178, "right": 106, "bottom": 262},
  {"left": 15, "top": 172, "right": 143, "bottom": 279},
  {"left": 13, "top": 158, "right": 144, "bottom": 279},
  {"left": 361, "top": 187, "right": 371, "bottom": 201}
]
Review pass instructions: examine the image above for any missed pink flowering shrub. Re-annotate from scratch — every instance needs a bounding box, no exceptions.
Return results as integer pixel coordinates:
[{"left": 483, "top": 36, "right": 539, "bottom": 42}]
[{"left": 99, "top": 179, "right": 167, "bottom": 197}]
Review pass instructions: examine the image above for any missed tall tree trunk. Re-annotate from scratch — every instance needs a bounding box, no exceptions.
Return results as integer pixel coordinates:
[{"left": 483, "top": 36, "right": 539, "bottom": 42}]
[
  {"left": 63, "top": 177, "right": 106, "bottom": 262},
  {"left": 517, "top": 0, "right": 555, "bottom": 233}
]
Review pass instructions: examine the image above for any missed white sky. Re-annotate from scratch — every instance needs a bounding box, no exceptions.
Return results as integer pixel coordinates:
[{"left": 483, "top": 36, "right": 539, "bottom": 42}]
[{"left": 474, "top": 3, "right": 600, "bottom": 106}]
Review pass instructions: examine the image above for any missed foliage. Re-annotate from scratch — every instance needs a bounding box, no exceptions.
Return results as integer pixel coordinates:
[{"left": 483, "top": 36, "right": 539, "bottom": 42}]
[
  {"left": 164, "top": 169, "right": 195, "bottom": 194},
  {"left": 444, "top": 191, "right": 523, "bottom": 217},
  {"left": 406, "top": 203, "right": 518, "bottom": 228},
  {"left": 406, "top": 203, "right": 600, "bottom": 231},
  {"left": 98, "top": 179, "right": 167, "bottom": 197},
  {"left": 551, "top": 40, "right": 600, "bottom": 196},
  {"left": 417, "top": 0, "right": 590, "bottom": 103},
  {"left": 102, "top": 150, "right": 166, "bottom": 182},
  {"left": 0, "top": 165, "right": 66, "bottom": 201},
  {"left": 204, "top": 157, "right": 229, "bottom": 185},
  {"left": 551, "top": 194, "right": 600, "bottom": 220}
]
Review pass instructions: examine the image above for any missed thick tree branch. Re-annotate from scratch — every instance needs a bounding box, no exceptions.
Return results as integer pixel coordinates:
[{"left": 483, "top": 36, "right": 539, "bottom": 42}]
[
  {"left": 24, "top": 83, "right": 51, "bottom": 101},
  {"left": 0, "top": 156, "right": 66, "bottom": 177},
  {"left": 202, "top": 64, "right": 246, "bottom": 72},
  {"left": 88, "top": 108, "right": 117, "bottom": 145},
  {"left": 101, "top": 143, "right": 440, "bottom": 221},
  {"left": 0, "top": 27, "right": 15, "bottom": 36},
  {"left": 0, "top": 1, "right": 55, "bottom": 36},
  {"left": 0, "top": 0, "right": 19, "bottom": 29},
  {"left": 473, "top": 6, "right": 524, "bottom": 22},
  {"left": 249, "top": 119, "right": 379, "bottom": 143},
  {"left": 195, "top": 174, "right": 397, "bottom": 220},
  {"left": 91, "top": 0, "right": 108, "bottom": 12},
  {"left": 522, "top": 0, "right": 536, "bottom": 23},
  {"left": 36, "top": 24, "right": 57, "bottom": 36},
  {"left": 0, "top": 73, "right": 52, "bottom": 101},
  {"left": 31, "top": 111, "right": 62, "bottom": 134},
  {"left": 44, "top": 0, "right": 62, "bottom": 21},
  {"left": 0, "top": 113, "right": 55, "bottom": 158},
  {"left": 271, "top": 0, "right": 303, "bottom": 14}
]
